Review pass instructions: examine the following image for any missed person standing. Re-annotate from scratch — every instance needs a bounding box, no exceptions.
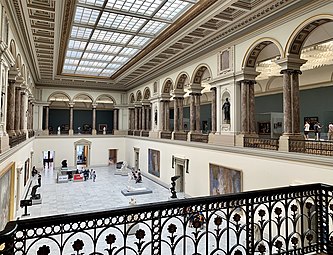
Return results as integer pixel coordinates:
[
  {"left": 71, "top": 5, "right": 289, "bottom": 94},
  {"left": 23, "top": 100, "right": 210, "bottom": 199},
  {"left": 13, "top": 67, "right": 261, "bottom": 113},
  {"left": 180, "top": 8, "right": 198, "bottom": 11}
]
[
  {"left": 92, "top": 170, "right": 96, "bottom": 182},
  {"left": 328, "top": 122, "right": 333, "bottom": 140},
  {"left": 304, "top": 121, "right": 310, "bottom": 140},
  {"left": 314, "top": 122, "right": 322, "bottom": 141}
]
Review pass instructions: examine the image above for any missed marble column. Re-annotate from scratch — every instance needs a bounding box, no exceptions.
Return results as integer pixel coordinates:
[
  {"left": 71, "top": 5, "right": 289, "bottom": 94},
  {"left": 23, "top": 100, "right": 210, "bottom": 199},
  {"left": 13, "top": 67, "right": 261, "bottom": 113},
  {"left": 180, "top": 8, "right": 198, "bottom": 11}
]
[
  {"left": 216, "top": 86, "right": 221, "bottom": 133},
  {"left": 131, "top": 109, "right": 135, "bottom": 130},
  {"left": 190, "top": 94, "right": 195, "bottom": 132},
  {"left": 241, "top": 81, "right": 249, "bottom": 133},
  {"left": 179, "top": 98, "right": 184, "bottom": 132},
  {"left": 44, "top": 106, "right": 49, "bottom": 132},
  {"left": 142, "top": 106, "right": 146, "bottom": 130},
  {"left": 92, "top": 104, "right": 96, "bottom": 135},
  {"left": 291, "top": 70, "right": 301, "bottom": 134},
  {"left": 6, "top": 80, "right": 16, "bottom": 136},
  {"left": 249, "top": 81, "right": 256, "bottom": 133},
  {"left": 27, "top": 100, "right": 31, "bottom": 131},
  {"left": 38, "top": 105, "right": 43, "bottom": 131},
  {"left": 31, "top": 103, "right": 34, "bottom": 131},
  {"left": 128, "top": 108, "right": 132, "bottom": 130},
  {"left": 174, "top": 98, "right": 179, "bottom": 132},
  {"left": 195, "top": 94, "right": 201, "bottom": 132},
  {"left": 134, "top": 107, "right": 138, "bottom": 130},
  {"left": 211, "top": 87, "right": 217, "bottom": 133},
  {"left": 69, "top": 103, "right": 74, "bottom": 135},
  {"left": 165, "top": 101, "right": 170, "bottom": 131},
  {"left": 14, "top": 87, "right": 21, "bottom": 135},
  {"left": 161, "top": 101, "right": 165, "bottom": 131},
  {"left": 20, "top": 91, "right": 26, "bottom": 134},
  {"left": 113, "top": 108, "right": 118, "bottom": 131},
  {"left": 138, "top": 107, "right": 142, "bottom": 130},
  {"left": 281, "top": 69, "right": 292, "bottom": 135},
  {"left": 145, "top": 107, "right": 150, "bottom": 131}
]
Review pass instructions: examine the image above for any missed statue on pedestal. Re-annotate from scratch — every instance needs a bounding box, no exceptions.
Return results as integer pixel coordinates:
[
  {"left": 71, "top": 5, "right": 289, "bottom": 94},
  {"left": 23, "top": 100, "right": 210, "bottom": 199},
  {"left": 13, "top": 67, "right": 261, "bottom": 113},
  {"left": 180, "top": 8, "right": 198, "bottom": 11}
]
[
  {"left": 103, "top": 126, "right": 106, "bottom": 135},
  {"left": 222, "top": 98, "right": 231, "bottom": 123},
  {"left": 170, "top": 175, "right": 180, "bottom": 198},
  {"left": 57, "top": 126, "right": 61, "bottom": 135}
]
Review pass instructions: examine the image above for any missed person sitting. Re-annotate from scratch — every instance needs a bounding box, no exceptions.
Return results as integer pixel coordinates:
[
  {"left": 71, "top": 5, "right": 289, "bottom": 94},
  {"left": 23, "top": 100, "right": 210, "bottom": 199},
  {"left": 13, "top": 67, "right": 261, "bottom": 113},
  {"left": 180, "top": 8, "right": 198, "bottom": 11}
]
[{"left": 136, "top": 171, "right": 142, "bottom": 183}]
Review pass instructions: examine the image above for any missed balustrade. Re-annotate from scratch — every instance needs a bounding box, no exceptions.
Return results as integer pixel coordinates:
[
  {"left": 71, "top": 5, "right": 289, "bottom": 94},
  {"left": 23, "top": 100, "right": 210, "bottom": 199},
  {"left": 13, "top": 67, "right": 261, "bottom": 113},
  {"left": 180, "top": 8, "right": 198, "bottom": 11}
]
[{"left": 244, "top": 137, "right": 279, "bottom": 150}]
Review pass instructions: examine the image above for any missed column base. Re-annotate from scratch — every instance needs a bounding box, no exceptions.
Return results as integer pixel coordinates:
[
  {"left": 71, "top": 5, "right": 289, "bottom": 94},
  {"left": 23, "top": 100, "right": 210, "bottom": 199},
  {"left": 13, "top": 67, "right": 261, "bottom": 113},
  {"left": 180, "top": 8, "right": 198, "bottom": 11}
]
[
  {"left": 7, "top": 130, "right": 16, "bottom": 137},
  {"left": 149, "top": 130, "right": 160, "bottom": 139},
  {"left": 0, "top": 133, "right": 10, "bottom": 153},
  {"left": 92, "top": 129, "right": 97, "bottom": 135},
  {"left": 235, "top": 133, "right": 259, "bottom": 147},
  {"left": 278, "top": 134, "right": 304, "bottom": 152},
  {"left": 69, "top": 129, "right": 74, "bottom": 135}
]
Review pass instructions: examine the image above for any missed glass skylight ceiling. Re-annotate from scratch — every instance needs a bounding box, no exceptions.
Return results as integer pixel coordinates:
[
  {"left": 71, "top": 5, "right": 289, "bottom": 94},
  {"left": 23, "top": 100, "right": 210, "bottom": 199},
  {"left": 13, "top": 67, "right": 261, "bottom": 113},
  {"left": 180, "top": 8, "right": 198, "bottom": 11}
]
[{"left": 63, "top": 0, "right": 197, "bottom": 77}]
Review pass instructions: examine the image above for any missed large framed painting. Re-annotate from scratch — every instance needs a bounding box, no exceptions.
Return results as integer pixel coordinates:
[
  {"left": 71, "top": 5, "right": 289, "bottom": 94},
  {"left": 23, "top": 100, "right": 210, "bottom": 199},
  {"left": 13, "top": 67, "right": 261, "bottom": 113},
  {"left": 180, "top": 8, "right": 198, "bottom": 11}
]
[
  {"left": 148, "top": 149, "right": 160, "bottom": 177},
  {"left": 0, "top": 162, "right": 15, "bottom": 231},
  {"left": 24, "top": 158, "right": 30, "bottom": 186},
  {"left": 209, "top": 163, "right": 242, "bottom": 195}
]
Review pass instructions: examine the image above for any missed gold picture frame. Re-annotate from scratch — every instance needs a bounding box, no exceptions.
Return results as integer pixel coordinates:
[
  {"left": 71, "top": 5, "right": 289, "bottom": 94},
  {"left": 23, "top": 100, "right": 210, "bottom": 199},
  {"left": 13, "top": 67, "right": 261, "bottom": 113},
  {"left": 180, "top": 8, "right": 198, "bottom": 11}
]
[{"left": 0, "top": 162, "right": 15, "bottom": 230}]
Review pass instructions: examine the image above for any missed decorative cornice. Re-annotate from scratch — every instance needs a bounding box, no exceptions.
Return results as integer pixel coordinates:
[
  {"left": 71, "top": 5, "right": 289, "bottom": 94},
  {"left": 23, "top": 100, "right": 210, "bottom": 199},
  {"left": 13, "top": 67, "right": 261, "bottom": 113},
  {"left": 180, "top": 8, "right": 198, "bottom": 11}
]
[{"left": 57, "top": 0, "right": 76, "bottom": 75}]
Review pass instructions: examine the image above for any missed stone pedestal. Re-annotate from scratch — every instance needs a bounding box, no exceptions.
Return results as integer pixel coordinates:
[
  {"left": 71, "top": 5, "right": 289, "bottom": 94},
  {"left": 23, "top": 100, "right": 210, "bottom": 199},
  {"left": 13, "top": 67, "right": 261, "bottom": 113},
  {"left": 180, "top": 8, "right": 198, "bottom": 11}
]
[
  {"left": 69, "top": 129, "right": 74, "bottom": 135},
  {"left": 149, "top": 130, "right": 160, "bottom": 139},
  {"left": 0, "top": 134, "right": 10, "bottom": 153},
  {"left": 278, "top": 134, "right": 304, "bottom": 152},
  {"left": 92, "top": 129, "right": 97, "bottom": 135},
  {"left": 209, "top": 133, "right": 236, "bottom": 146}
]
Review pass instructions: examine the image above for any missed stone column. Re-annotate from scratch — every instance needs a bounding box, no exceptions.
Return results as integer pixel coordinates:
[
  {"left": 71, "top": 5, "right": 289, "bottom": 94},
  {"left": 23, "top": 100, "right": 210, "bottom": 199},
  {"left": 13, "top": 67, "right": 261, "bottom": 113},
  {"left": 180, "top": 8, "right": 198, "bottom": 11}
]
[
  {"left": 20, "top": 91, "right": 26, "bottom": 134},
  {"left": 165, "top": 101, "right": 170, "bottom": 131},
  {"left": 211, "top": 87, "right": 216, "bottom": 133},
  {"left": 138, "top": 107, "right": 142, "bottom": 130},
  {"left": 26, "top": 99, "right": 31, "bottom": 131},
  {"left": 38, "top": 105, "right": 43, "bottom": 131},
  {"left": 6, "top": 80, "right": 16, "bottom": 136},
  {"left": 145, "top": 107, "right": 150, "bottom": 131},
  {"left": 134, "top": 107, "right": 138, "bottom": 130},
  {"left": 291, "top": 70, "right": 301, "bottom": 134},
  {"left": 44, "top": 106, "right": 49, "bottom": 133},
  {"left": 241, "top": 81, "right": 249, "bottom": 133},
  {"left": 69, "top": 103, "right": 74, "bottom": 135},
  {"left": 249, "top": 81, "right": 256, "bottom": 133},
  {"left": 113, "top": 108, "right": 118, "bottom": 131},
  {"left": 131, "top": 108, "right": 135, "bottom": 130},
  {"left": 216, "top": 86, "right": 221, "bottom": 133},
  {"left": 161, "top": 101, "right": 165, "bottom": 131},
  {"left": 281, "top": 70, "right": 292, "bottom": 135},
  {"left": 128, "top": 108, "right": 132, "bottom": 130},
  {"left": 142, "top": 106, "right": 146, "bottom": 130},
  {"left": 174, "top": 98, "right": 179, "bottom": 132},
  {"left": 195, "top": 94, "right": 201, "bottom": 132},
  {"left": 31, "top": 102, "right": 34, "bottom": 131},
  {"left": 92, "top": 104, "right": 97, "bottom": 135},
  {"left": 14, "top": 87, "right": 21, "bottom": 135},
  {"left": 179, "top": 98, "right": 184, "bottom": 132},
  {"left": 190, "top": 94, "right": 195, "bottom": 132}
]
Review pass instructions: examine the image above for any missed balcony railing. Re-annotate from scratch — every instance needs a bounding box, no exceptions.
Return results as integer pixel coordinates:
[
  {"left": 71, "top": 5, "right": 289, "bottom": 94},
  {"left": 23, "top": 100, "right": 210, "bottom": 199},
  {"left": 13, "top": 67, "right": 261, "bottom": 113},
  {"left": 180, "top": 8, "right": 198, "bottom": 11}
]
[
  {"left": 289, "top": 139, "right": 333, "bottom": 156},
  {"left": 1, "top": 183, "right": 333, "bottom": 255},
  {"left": 128, "top": 130, "right": 134, "bottom": 135},
  {"left": 174, "top": 131, "right": 188, "bottom": 141},
  {"left": 244, "top": 137, "right": 279, "bottom": 150},
  {"left": 141, "top": 130, "right": 149, "bottom": 137},
  {"left": 190, "top": 133, "right": 209, "bottom": 143},
  {"left": 134, "top": 130, "right": 141, "bottom": 136},
  {"left": 161, "top": 131, "right": 172, "bottom": 139},
  {"left": 9, "top": 133, "right": 27, "bottom": 148}
]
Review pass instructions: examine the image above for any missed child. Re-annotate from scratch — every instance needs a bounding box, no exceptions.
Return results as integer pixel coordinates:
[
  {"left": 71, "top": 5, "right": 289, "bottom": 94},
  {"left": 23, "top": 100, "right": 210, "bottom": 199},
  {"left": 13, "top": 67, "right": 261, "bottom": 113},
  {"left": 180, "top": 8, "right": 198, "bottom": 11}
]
[{"left": 92, "top": 170, "right": 96, "bottom": 182}]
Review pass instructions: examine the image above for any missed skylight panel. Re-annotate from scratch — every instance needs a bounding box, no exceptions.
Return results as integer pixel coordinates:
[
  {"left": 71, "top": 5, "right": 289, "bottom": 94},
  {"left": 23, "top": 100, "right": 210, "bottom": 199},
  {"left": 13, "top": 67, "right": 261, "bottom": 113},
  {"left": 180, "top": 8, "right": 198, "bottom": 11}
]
[
  {"left": 112, "top": 56, "right": 129, "bottom": 63},
  {"left": 63, "top": 65, "right": 77, "bottom": 72},
  {"left": 66, "top": 50, "right": 83, "bottom": 58},
  {"left": 91, "top": 30, "right": 132, "bottom": 44},
  {"left": 71, "top": 26, "right": 92, "bottom": 39},
  {"left": 65, "top": 59, "right": 80, "bottom": 65},
  {"left": 98, "top": 12, "right": 146, "bottom": 32},
  {"left": 80, "top": 60, "right": 108, "bottom": 68},
  {"left": 100, "top": 69, "right": 116, "bottom": 76},
  {"left": 68, "top": 40, "right": 87, "bottom": 50},
  {"left": 78, "top": 0, "right": 104, "bottom": 7},
  {"left": 119, "top": 47, "right": 139, "bottom": 56},
  {"left": 140, "top": 20, "right": 167, "bottom": 35},
  {"left": 86, "top": 43, "right": 122, "bottom": 54},
  {"left": 82, "top": 52, "right": 114, "bottom": 62},
  {"left": 154, "top": 0, "right": 192, "bottom": 21},
  {"left": 74, "top": 7, "right": 100, "bottom": 25},
  {"left": 128, "top": 36, "right": 151, "bottom": 47}
]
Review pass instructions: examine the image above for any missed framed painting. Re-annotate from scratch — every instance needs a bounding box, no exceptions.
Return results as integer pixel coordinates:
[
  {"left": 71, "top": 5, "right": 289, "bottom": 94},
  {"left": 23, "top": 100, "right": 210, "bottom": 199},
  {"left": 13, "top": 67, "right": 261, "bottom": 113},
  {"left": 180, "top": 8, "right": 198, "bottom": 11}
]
[
  {"left": 258, "top": 122, "right": 271, "bottom": 135},
  {"left": 0, "top": 162, "right": 15, "bottom": 231},
  {"left": 209, "top": 163, "right": 242, "bottom": 195},
  {"left": 148, "top": 149, "right": 160, "bottom": 177},
  {"left": 24, "top": 158, "right": 30, "bottom": 186}
]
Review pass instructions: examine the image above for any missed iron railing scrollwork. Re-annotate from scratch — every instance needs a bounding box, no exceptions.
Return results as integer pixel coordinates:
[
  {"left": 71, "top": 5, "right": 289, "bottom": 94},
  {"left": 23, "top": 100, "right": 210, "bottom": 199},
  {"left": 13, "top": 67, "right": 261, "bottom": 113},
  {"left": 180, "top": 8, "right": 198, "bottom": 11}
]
[
  {"left": 174, "top": 132, "right": 188, "bottom": 141},
  {"left": 161, "top": 131, "right": 172, "bottom": 139},
  {"left": 190, "top": 133, "right": 208, "bottom": 143},
  {"left": 0, "top": 183, "right": 333, "bottom": 255},
  {"left": 289, "top": 139, "right": 333, "bottom": 156},
  {"left": 244, "top": 137, "right": 279, "bottom": 150},
  {"left": 141, "top": 130, "right": 149, "bottom": 137}
]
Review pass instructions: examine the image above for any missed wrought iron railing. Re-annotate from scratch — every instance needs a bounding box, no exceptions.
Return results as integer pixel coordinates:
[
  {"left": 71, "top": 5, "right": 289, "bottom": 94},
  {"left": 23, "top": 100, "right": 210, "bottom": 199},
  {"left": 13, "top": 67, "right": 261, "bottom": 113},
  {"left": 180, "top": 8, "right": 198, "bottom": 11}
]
[
  {"left": 128, "top": 130, "right": 134, "bottom": 135},
  {"left": 9, "top": 133, "right": 27, "bottom": 148},
  {"left": 161, "top": 131, "right": 172, "bottom": 139},
  {"left": 28, "top": 130, "right": 35, "bottom": 138},
  {"left": 2, "top": 184, "right": 331, "bottom": 255},
  {"left": 289, "top": 139, "right": 333, "bottom": 156},
  {"left": 174, "top": 131, "right": 188, "bottom": 141},
  {"left": 141, "top": 130, "right": 149, "bottom": 137},
  {"left": 244, "top": 137, "right": 279, "bottom": 150},
  {"left": 190, "top": 133, "right": 209, "bottom": 143},
  {"left": 134, "top": 130, "right": 141, "bottom": 136}
]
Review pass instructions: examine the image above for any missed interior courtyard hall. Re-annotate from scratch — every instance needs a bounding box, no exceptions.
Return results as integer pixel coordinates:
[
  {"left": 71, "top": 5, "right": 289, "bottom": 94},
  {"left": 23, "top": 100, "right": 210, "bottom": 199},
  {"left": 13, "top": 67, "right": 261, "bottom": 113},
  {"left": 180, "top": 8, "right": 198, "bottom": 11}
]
[{"left": 1, "top": 0, "right": 333, "bottom": 254}]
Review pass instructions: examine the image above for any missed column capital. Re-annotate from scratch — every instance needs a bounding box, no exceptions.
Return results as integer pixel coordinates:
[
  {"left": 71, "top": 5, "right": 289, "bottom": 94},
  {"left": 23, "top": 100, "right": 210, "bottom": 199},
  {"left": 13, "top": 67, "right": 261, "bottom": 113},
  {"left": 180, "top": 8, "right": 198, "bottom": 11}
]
[
  {"left": 276, "top": 57, "right": 307, "bottom": 71},
  {"left": 69, "top": 102, "right": 75, "bottom": 107},
  {"left": 92, "top": 103, "right": 97, "bottom": 108},
  {"left": 8, "top": 67, "right": 20, "bottom": 83}
]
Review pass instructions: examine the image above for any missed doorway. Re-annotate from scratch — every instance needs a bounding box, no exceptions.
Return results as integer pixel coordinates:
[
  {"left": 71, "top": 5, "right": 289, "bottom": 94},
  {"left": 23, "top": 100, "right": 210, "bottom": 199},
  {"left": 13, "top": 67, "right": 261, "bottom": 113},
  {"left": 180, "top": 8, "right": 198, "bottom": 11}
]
[
  {"left": 134, "top": 148, "right": 140, "bottom": 170},
  {"left": 43, "top": 150, "right": 54, "bottom": 170},
  {"left": 76, "top": 145, "right": 88, "bottom": 168},
  {"left": 109, "top": 149, "right": 117, "bottom": 165},
  {"left": 175, "top": 164, "right": 185, "bottom": 193}
]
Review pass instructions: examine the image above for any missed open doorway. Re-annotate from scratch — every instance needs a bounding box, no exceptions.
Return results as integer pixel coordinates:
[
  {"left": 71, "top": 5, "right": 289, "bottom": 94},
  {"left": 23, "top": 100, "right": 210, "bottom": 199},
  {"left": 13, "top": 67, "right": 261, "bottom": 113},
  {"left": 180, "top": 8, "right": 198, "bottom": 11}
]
[
  {"left": 76, "top": 145, "right": 88, "bottom": 168},
  {"left": 175, "top": 164, "right": 185, "bottom": 193},
  {"left": 109, "top": 149, "right": 117, "bottom": 165},
  {"left": 43, "top": 151, "right": 54, "bottom": 170},
  {"left": 134, "top": 148, "right": 140, "bottom": 170}
]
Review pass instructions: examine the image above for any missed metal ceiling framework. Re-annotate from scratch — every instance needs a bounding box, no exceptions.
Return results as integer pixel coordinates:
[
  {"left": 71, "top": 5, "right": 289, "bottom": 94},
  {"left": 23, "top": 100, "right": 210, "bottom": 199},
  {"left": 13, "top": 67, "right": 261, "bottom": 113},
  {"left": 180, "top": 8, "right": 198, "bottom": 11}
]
[{"left": 10, "top": 0, "right": 319, "bottom": 91}]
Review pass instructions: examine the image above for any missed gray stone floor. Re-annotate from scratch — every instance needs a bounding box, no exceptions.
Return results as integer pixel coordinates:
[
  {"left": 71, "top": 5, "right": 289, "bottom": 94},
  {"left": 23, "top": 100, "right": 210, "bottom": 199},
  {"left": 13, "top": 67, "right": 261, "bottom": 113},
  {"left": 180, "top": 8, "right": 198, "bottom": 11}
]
[{"left": 19, "top": 165, "right": 173, "bottom": 219}]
